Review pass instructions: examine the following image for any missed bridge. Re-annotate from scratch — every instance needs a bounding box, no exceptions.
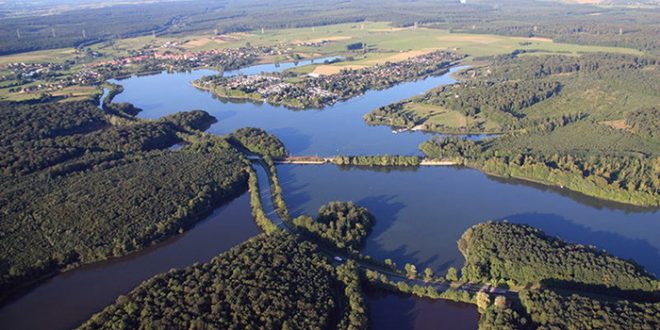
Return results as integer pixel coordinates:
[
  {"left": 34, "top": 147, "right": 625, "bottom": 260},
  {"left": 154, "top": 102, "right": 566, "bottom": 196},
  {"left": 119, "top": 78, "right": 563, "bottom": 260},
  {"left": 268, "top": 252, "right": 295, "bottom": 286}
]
[
  {"left": 249, "top": 158, "right": 515, "bottom": 299},
  {"left": 246, "top": 155, "right": 458, "bottom": 166}
]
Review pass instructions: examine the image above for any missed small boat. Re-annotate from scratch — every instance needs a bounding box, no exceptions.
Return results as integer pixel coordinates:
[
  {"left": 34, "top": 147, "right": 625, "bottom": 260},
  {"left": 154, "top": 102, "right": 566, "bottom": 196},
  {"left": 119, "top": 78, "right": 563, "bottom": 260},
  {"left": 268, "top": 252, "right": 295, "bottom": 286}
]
[{"left": 392, "top": 128, "right": 407, "bottom": 134}]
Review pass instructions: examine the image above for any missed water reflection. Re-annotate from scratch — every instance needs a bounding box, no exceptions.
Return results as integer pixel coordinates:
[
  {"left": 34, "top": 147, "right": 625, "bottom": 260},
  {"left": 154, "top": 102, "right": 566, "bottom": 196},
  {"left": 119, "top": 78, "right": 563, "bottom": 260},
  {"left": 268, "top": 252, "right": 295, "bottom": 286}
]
[
  {"left": 277, "top": 164, "right": 660, "bottom": 276},
  {"left": 365, "top": 286, "right": 479, "bottom": 330},
  {"left": 504, "top": 213, "right": 660, "bottom": 276}
]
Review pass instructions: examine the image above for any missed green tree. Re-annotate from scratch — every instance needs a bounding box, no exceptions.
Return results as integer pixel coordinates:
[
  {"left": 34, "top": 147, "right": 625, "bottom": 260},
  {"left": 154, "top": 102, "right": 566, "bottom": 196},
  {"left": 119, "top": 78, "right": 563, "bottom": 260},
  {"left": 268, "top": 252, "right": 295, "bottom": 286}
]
[
  {"left": 405, "top": 263, "right": 417, "bottom": 279},
  {"left": 446, "top": 267, "right": 459, "bottom": 282},
  {"left": 423, "top": 267, "right": 434, "bottom": 282}
]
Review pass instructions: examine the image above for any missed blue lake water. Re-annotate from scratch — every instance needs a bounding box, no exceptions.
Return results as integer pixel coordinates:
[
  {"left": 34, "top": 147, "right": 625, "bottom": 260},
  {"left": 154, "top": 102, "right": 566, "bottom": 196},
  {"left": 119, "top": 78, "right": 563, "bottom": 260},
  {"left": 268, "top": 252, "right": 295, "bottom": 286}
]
[
  {"left": 2, "top": 58, "right": 656, "bottom": 330},
  {"left": 112, "top": 65, "right": 489, "bottom": 156},
  {"left": 278, "top": 164, "right": 660, "bottom": 276},
  {"left": 112, "top": 60, "right": 659, "bottom": 276}
]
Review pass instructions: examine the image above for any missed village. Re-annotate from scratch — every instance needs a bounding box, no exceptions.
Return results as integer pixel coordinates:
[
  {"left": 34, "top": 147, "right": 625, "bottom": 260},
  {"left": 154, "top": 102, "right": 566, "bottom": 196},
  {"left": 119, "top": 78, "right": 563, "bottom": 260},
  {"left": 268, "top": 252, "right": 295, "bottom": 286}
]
[
  {"left": 0, "top": 45, "right": 284, "bottom": 99},
  {"left": 197, "top": 50, "right": 464, "bottom": 109}
]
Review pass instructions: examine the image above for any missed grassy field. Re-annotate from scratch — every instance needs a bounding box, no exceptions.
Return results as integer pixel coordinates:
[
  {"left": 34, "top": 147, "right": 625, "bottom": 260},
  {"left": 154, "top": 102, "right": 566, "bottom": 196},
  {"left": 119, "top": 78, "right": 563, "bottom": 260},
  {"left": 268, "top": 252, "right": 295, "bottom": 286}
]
[
  {"left": 523, "top": 67, "right": 659, "bottom": 122},
  {"left": 0, "top": 48, "right": 79, "bottom": 65},
  {"left": 399, "top": 102, "right": 505, "bottom": 133}
]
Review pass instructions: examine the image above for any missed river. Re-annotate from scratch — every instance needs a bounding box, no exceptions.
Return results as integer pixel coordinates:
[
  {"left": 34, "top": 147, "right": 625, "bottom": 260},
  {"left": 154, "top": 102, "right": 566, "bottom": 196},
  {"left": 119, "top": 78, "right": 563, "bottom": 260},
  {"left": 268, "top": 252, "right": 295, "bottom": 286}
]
[
  {"left": 0, "top": 195, "right": 259, "bottom": 330},
  {"left": 1, "top": 57, "right": 657, "bottom": 330}
]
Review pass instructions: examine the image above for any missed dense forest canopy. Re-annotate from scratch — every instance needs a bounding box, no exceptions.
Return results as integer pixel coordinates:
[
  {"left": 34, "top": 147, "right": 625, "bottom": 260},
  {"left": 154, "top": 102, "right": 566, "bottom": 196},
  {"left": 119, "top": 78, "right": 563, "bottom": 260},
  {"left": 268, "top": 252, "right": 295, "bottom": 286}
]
[
  {"left": 626, "top": 107, "right": 660, "bottom": 140},
  {"left": 79, "top": 232, "right": 343, "bottom": 329},
  {"left": 459, "top": 222, "right": 660, "bottom": 330},
  {"left": 520, "top": 288, "right": 660, "bottom": 329},
  {"left": 293, "top": 201, "right": 375, "bottom": 251},
  {"left": 161, "top": 110, "right": 218, "bottom": 131},
  {"left": 0, "top": 100, "right": 249, "bottom": 300},
  {"left": 458, "top": 222, "right": 659, "bottom": 292},
  {"left": 0, "top": 101, "right": 183, "bottom": 176},
  {"left": 0, "top": 101, "right": 106, "bottom": 144},
  {"left": 229, "top": 127, "right": 287, "bottom": 158}
]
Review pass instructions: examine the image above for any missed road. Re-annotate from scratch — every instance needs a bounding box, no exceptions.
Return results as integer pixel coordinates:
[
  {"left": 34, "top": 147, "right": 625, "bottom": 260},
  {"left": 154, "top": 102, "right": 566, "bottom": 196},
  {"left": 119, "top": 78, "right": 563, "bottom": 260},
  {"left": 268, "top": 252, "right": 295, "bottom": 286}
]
[{"left": 246, "top": 155, "right": 458, "bottom": 166}]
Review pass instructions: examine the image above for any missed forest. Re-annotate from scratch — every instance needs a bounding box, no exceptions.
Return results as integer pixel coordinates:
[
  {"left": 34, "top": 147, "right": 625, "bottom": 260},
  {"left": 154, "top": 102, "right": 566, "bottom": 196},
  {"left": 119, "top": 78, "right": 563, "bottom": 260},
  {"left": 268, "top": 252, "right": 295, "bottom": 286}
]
[
  {"left": 368, "top": 52, "right": 658, "bottom": 134},
  {"left": 422, "top": 80, "right": 562, "bottom": 118},
  {"left": 365, "top": 221, "right": 660, "bottom": 329},
  {"left": 0, "top": 102, "right": 184, "bottom": 175},
  {"left": 421, "top": 129, "right": 660, "bottom": 206},
  {"left": 0, "top": 1, "right": 227, "bottom": 55},
  {"left": 471, "top": 52, "right": 657, "bottom": 81},
  {"left": 457, "top": 222, "right": 658, "bottom": 292},
  {"left": 0, "top": 100, "right": 250, "bottom": 300},
  {"left": 79, "top": 232, "right": 346, "bottom": 329},
  {"left": 626, "top": 107, "right": 660, "bottom": 140},
  {"left": 336, "top": 261, "right": 368, "bottom": 330},
  {"left": 366, "top": 79, "right": 562, "bottom": 132},
  {"left": 478, "top": 300, "right": 529, "bottom": 330},
  {"left": 519, "top": 288, "right": 660, "bottom": 329},
  {"left": 293, "top": 201, "right": 375, "bottom": 251},
  {"left": 414, "top": 52, "right": 660, "bottom": 206},
  {"left": 449, "top": 10, "right": 660, "bottom": 54},
  {"left": 229, "top": 127, "right": 288, "bottom": 158}
]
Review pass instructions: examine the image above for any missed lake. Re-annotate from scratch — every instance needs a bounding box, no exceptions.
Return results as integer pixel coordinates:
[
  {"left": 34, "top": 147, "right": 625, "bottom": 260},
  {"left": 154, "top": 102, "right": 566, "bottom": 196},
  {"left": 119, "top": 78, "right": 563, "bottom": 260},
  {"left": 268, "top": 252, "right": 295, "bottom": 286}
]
[
  {"left": 277, "top": 164, "right": 660, "bottom": 276},
  {"left": 112, "top": 64, "right": 489, "bottom": 156},
  {"left": 1, "top": 58, "right": 657, "bottom": 330},
  {"left": 114, "top": 61, "right": 658, "bottom": 276}
]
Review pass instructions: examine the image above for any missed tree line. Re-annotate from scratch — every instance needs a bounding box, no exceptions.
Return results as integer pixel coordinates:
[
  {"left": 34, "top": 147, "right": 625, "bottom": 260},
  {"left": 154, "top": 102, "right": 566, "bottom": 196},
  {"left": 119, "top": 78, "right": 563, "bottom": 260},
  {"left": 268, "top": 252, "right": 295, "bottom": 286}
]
[
  {"left": 519, "top": 288, "right": 659, "bottom": 329},
  {"left": 331, "top": 155, "right": 421, "bottom": 167}
]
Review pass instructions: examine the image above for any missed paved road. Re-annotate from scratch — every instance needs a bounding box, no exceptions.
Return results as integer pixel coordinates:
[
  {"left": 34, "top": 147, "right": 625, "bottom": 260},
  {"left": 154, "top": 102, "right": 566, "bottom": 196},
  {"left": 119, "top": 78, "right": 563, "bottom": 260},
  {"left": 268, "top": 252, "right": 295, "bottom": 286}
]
[{"left": 246, "top": 155, "right": 458, "bottom": 166}]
